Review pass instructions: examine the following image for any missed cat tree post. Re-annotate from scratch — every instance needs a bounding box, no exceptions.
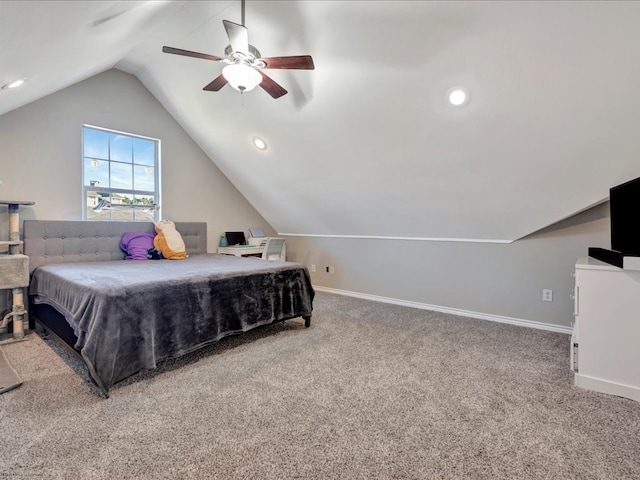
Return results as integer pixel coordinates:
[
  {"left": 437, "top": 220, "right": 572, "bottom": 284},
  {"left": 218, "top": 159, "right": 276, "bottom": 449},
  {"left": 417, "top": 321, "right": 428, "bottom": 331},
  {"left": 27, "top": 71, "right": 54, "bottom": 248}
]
[{"left": 0, "top": 200, "right": 35, "bottom": 342}]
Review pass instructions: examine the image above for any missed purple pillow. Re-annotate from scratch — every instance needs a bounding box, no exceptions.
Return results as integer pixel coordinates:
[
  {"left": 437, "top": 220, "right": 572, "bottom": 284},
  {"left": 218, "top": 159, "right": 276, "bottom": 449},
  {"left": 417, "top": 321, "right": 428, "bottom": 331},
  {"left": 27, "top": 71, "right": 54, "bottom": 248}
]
[{"left": 120, "top": 232, "right": 155, "bottom": 260}]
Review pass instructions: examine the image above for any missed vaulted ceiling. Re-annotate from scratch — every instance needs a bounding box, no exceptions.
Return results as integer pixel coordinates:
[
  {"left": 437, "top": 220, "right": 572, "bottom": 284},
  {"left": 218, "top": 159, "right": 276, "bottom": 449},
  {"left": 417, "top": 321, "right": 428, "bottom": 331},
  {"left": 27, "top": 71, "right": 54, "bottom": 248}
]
[{"left": 2, "top": 1, "right": 640, "bottom": 242}]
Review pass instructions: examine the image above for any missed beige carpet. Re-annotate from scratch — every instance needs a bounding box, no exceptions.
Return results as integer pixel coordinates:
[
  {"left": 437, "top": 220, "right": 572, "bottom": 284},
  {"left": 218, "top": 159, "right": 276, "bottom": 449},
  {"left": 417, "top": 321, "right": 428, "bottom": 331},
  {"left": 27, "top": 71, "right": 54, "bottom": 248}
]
[
  {"left": 1, "top": 292, "right": 639, "bottom": 479},
  {"left": 0, "top": 345, "right": 22, "bottom": 394}
]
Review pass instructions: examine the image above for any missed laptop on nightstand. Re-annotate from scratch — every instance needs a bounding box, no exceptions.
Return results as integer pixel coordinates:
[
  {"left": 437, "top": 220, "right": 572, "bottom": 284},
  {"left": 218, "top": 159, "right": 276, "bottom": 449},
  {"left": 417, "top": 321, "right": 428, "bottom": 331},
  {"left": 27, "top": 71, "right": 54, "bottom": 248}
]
[{"left": 225, "top": 231, "right": 246, "bottom": 246}]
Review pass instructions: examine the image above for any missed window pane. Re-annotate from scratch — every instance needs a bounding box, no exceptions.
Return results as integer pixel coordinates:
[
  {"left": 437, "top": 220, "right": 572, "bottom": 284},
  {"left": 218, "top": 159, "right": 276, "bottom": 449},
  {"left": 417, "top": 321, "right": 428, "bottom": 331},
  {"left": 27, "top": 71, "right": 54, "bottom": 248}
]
[
  {"left": 134, "top": 193, "right": 156, "bottom": 221},
  {"left": 113, "top": 208, "right": 135, "bottom": 221},
  {"left": 133, "top": 194, "right": 155, "bottom": 206},
  {"left": 89, "top": 209, "right": 112, "bottom": 220},
  {"left": 133, "top": 138, "right": 155, "bottom": 166},
  {"left": 84, "top": 158, "right": 110, "bottom": 187},
  {"left": 115, "top": 192, "right": 133, "bottom": 205},
  {"left": 134, "top": 165, "right": 155, "bottom": 192},
  {"left": 134, "top": 208, "right": 156, "bottom": 222},
  {"left": 86, "top": 190, "right": 100, "bottom": 209},
  {"left": 110, "top": 162, "right": 133, "bottom": 189},
  {"left": 110, "top": 134, "right": 133, "bottom": 163},
  {"left": 111, "top": 192, "right": 130, "bottom": 206},
  {"left": 86, "top": 191, "right": 111, "bottom": 220},
  {"left": 84, "top": 128, "right": 109, "bottom": 159}
]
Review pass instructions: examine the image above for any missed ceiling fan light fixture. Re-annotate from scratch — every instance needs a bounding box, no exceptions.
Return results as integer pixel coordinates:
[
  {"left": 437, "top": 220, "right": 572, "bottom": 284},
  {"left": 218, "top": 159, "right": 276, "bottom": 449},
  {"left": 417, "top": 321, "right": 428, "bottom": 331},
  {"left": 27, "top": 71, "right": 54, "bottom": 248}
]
[{"left": 222, "top": 63, "right": 262, "bottom": 92}]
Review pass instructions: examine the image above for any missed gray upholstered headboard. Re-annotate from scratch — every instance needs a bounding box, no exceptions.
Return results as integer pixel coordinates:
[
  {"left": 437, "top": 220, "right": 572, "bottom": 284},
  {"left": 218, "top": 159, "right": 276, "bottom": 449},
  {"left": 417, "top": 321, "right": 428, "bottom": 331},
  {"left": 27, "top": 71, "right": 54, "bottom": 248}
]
[{"left": 23, "top": 220, "right": 208, "bottom": 273}]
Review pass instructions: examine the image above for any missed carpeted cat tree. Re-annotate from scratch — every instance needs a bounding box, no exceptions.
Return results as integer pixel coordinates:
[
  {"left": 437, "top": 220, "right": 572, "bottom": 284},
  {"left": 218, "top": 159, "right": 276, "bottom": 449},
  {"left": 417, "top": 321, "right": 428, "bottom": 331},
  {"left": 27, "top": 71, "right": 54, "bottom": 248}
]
[{"left": 0, "top": 199, "right": 35, "bottom": 393}]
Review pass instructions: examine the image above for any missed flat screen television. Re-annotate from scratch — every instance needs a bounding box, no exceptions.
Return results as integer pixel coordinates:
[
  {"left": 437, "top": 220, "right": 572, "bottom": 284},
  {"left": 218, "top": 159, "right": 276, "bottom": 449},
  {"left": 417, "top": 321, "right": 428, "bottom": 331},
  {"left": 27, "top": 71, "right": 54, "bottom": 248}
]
[
  {"left": 610, "top": 176, "right": 640, "bottom": 257},
  {"left": 588, "top": 176, "right": 640, "bottom": 267}
]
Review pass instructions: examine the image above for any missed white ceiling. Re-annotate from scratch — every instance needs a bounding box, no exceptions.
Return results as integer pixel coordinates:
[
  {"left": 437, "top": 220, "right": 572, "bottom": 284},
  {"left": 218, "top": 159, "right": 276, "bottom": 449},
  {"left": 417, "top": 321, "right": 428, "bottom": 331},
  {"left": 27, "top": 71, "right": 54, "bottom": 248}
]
[{"left": 2, "top": 1, "right": 640, "bottom": 241}]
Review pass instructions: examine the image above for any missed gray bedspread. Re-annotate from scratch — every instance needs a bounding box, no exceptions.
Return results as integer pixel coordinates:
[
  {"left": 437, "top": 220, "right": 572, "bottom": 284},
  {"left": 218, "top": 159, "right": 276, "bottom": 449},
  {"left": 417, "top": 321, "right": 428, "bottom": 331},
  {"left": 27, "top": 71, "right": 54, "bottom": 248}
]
[{"left": 29, "top": 254, "right": 314, "bottom": 394}]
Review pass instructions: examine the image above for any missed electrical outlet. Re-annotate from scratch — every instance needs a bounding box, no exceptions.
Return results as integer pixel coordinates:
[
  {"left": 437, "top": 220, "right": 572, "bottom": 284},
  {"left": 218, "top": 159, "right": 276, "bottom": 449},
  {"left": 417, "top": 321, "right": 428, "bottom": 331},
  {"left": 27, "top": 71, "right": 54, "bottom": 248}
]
[
  {"left": 543, "top": 289, "right": 553, "bottom": 302},
  {"left": 311, "top": 264, "right": 316, "bottom": 273},
  {"left": 329, "top": 266, "right": 335, "bottom": 274}
]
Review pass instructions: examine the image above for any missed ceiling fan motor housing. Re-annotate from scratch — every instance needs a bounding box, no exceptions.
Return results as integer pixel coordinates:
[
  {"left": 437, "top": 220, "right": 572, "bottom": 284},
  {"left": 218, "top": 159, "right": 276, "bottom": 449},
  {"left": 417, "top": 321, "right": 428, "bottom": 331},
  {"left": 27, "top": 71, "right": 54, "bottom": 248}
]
[{"left": 224, "top": 44, "right": 265, "bottom": 68}]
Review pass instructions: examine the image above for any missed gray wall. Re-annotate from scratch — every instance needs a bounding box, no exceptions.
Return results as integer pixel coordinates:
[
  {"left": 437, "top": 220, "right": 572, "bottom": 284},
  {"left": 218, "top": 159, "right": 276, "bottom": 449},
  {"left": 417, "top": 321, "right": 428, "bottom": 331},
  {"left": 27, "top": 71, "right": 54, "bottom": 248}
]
[
  {"left": 0, "top": 68, "right": 612, "bottom": 331},
  {"left": 0, "top": 69, "right": 275, "bottom": 310},
  {"left": 284, "top": 203, "right": 610, "bottom": 330}
]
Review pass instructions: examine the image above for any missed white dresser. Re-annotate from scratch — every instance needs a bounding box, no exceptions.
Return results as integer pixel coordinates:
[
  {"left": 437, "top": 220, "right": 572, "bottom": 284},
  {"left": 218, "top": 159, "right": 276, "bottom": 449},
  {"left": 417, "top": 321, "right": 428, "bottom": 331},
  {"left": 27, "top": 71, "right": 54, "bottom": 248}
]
[{"left": 572, "top": 257, "right": 640, "bottom": 402}]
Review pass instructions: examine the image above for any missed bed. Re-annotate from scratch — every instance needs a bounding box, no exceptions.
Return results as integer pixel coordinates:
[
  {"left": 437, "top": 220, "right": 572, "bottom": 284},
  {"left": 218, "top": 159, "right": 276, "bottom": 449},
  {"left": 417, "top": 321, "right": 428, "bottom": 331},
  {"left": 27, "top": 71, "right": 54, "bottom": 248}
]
[{"left": 23, "top": 220, "right": 314, "bottom": 397}]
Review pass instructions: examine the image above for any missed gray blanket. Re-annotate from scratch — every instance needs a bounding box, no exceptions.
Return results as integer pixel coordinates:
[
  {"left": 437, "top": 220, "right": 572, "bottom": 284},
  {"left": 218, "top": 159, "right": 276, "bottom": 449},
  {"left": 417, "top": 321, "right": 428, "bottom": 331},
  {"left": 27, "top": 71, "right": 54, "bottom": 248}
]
[{"left": 29, "top": 254, "right": 314, "bottom": 394}]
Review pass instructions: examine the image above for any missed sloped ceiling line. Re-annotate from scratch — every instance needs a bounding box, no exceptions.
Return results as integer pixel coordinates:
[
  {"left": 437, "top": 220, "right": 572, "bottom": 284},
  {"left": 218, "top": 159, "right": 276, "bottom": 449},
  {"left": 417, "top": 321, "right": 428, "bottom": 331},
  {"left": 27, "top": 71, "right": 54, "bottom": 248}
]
[{"left": 1, "top": 1, "right": 640, "bottom": 242}]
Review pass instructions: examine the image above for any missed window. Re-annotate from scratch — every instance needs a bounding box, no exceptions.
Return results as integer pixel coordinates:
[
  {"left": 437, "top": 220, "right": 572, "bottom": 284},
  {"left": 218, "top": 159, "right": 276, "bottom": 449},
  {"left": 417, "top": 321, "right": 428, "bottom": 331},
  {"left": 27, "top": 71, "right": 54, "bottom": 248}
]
[{"left": 82, "top": 125, "right": 160, "bottom": 221}]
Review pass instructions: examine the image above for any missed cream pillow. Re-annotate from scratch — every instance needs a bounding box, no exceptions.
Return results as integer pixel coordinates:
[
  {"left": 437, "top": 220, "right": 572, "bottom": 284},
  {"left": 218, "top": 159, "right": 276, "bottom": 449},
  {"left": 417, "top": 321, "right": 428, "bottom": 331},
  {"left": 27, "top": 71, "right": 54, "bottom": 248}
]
[{"left": 153, "top": 220, "right": 187, "bottom": 260}]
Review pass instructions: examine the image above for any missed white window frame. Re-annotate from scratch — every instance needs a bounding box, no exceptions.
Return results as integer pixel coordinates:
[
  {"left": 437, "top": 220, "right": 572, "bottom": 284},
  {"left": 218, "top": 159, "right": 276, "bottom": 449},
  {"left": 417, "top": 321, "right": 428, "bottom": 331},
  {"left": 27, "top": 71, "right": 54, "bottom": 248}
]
[{"left": 82, "top": 124, "right": 161, "bottom": 221}]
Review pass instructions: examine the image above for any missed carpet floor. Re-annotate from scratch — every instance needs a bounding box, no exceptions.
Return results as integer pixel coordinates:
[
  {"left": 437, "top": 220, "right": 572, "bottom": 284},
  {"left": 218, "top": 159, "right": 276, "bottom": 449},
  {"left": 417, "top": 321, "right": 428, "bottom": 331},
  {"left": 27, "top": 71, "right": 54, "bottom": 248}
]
[{"left": 1, "top": 292, "right": 639, "bottom": 479}]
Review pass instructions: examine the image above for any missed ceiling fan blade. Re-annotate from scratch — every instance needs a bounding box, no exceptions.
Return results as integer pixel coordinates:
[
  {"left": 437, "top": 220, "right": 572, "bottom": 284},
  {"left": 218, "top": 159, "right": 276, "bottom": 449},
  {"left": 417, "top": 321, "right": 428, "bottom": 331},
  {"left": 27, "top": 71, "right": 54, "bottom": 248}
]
[
  {"left": 223, "top": 20, "right": 249, "bottom": 55},
  {"left": 162, "top": 46, "right": 223, "bottom": 62},
  {"left": 259, "top": 71, "right": 288, "bottom": 99},
  {"left": 203, "top": 75, "right": 228, "bottom": 92},
  {"left": 262, "top": 55, "right": 315, "bottom": 70}
]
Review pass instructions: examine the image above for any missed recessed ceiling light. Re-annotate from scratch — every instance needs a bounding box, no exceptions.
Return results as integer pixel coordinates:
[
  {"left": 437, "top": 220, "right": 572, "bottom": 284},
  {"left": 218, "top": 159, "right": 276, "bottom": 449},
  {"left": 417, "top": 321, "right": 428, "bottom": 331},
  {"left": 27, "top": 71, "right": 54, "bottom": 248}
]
[
  {"left": 2, "top": 78, "right": 27, "bottom": 90},
  {"left": 252, "top": 136, "right": 267, "bottom": 150},
  {"left": 447, "top": 88, "right": 469, "bottom": 106}
]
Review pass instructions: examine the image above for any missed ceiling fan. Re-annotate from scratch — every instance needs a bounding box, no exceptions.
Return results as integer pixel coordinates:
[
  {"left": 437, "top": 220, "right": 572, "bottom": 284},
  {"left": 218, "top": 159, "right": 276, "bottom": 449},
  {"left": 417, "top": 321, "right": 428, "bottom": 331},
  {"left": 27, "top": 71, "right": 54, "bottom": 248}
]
[{"left": 162, "top": 0, "right": 314, "bottom": 99}]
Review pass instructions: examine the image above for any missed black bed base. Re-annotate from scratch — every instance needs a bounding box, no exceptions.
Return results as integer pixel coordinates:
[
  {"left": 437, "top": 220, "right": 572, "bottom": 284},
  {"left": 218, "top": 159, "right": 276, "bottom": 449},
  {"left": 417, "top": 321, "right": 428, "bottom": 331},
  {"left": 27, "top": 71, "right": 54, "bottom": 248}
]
[
  {"left": 30, "top": 301, "right": 311, "bottom": 396},
  {"left": 32, "top": 301, "right": 310, "bottom": 355},
  {"left": 31, "top": 303, "right": 82, "bottom": 356}
]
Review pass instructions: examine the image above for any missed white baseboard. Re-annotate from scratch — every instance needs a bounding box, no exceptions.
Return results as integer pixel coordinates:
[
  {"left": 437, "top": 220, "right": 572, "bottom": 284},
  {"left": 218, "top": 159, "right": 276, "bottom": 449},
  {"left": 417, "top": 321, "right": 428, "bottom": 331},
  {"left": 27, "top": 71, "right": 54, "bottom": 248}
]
[
  {"left": 575, "top": 374, "right": 640, "bottom": 403},
  {"left": 313, "top": 286, "right": 573, "bottom": 335}
]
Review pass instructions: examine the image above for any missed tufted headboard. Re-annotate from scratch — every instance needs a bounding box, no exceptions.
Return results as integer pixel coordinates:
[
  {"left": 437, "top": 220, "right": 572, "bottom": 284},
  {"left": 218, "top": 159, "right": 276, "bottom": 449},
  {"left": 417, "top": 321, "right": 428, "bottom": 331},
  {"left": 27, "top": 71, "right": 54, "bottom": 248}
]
[{"left": 23, "top": 220, "right": 208, "bottom": 273}]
